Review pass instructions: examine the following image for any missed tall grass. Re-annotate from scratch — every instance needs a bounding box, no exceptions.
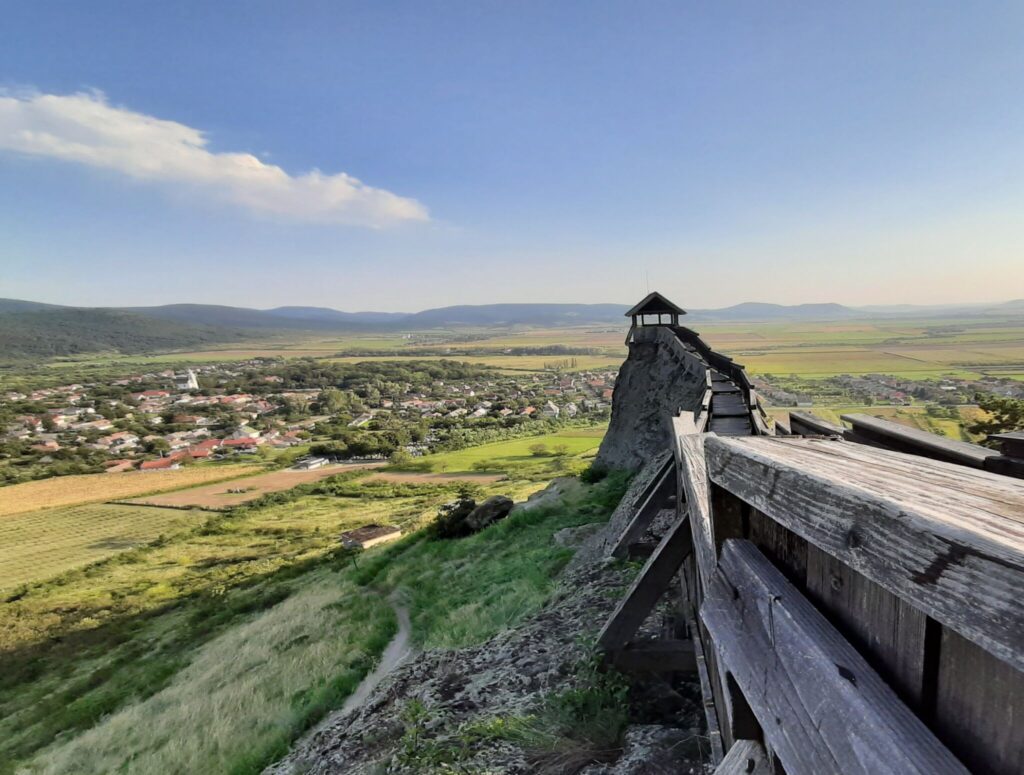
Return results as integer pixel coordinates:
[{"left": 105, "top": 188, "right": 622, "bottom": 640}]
[{"left": 22, "top": 571, "right": 396, "bottom": 775}]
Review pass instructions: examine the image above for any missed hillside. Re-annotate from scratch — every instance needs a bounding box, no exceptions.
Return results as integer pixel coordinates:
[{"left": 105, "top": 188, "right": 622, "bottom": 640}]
[{"left": 0, "top": 308, "right": 249, "bottom": 360}]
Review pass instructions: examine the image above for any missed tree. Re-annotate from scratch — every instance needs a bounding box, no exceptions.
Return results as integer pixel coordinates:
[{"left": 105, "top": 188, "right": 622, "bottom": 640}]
[
  {"left": 319, "top": 388, "right": 347, "bottom": 414},
  {"left": 553, "top": 443, "right": 569, "bottom": 456},
  {"left": 969, "top": 394, "right": 1024, "bottom": 444},
  {"left": 529, "top": 443, "right": 549, "bottom": 457},
  {"left": 388, "top": 449, "right": 413, "bottom": 467}
]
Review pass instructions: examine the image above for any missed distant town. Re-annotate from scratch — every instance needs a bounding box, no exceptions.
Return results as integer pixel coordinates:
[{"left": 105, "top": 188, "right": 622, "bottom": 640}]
[{"left": 0, "top": 359, "right": 616, "bottom": 484}]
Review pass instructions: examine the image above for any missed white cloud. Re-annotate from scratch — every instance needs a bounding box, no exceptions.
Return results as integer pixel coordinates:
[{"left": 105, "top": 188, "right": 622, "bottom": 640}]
[{"left": 0, "top": 89, "right": 428, "bottom": 226}]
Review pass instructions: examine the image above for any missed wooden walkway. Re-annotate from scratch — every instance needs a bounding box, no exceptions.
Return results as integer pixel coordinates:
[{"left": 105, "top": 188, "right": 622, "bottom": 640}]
[{"left": 707, "top": 370, "right": 753, "bottom": 437}]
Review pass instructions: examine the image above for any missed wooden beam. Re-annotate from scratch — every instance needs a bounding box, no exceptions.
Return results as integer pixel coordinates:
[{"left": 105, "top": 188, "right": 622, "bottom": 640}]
[
  {"left": 705, "top": 435, "right": 1024, "bottom": 673},
  {"left": 672, "top": 426, "right": 716, "bottom": 589},
  {"left": 715, "top": 740, "right": 771, "bottom": 775},
  {"left": 841, "top": 412, "right": 997, "bottom": 468},
  {"left": 788, "top": 410, "right": 845, "bottom": 437},
  {"left": 608, "top": 639, "right": 696, "bottom": 673},
  {"left": 609, "top": 458, "right": 675, "bottom": 559},
  {"left": 597, "top": 513, "right": 693, "bottom": 653},
  {"left": 701, "top": 540, "right": 967, "bottom": 775}
]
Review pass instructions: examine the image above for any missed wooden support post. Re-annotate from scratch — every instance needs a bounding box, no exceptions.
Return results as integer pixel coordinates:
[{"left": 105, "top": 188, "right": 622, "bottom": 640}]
[
  {"left": 597, "top": 514, "right": 693, "bottom": 653},
  {"left": 609, "top": 459, "right": 675, "bottom": 559}
]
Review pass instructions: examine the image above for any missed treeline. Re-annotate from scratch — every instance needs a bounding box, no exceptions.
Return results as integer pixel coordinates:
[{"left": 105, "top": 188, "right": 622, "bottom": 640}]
[{"left": 0, "top": 309, "right": 249, "bottom": 361}]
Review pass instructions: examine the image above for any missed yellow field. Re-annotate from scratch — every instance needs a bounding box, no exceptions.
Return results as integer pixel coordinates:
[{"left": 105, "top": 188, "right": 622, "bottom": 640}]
[
  {"left": 0, "top": 465, "right": 261, "bottom": 519},
  {"left": 0, "top": 503, "right": 206, "bottom": 590},
  {"left": 327, "top": 353, "right": 625, "bottom": 372}
]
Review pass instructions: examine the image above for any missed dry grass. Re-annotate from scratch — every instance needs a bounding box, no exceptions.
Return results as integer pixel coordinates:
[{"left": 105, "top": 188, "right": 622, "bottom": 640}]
[
  {"left": 22, "top": 571, "right": 396, "bottom": 775},
  {"left": 0, "top": 465, "right": 261, "bottom": 518}
]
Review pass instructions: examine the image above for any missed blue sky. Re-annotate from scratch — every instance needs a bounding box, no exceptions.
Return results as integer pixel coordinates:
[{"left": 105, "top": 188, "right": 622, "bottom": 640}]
[{"left": 1, "top": 2, "right": 1022, "bottom": 310}]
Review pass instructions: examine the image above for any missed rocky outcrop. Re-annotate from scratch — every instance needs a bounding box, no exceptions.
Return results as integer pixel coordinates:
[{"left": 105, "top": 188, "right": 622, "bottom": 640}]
[
  {"left": 433, "top": 494, "right": 515, "bottom": 538},
  {"left": 595, "top": 327, "right": 706, "bottom": 472},
  {"left": 466, "top": 495, "right": 515, "bottom": 532}
]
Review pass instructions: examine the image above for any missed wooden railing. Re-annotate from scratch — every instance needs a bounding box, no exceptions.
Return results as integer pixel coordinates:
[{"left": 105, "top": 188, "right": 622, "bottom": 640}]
[{"left": 600, "top": 424, "right": 1024, "bottom": 774}]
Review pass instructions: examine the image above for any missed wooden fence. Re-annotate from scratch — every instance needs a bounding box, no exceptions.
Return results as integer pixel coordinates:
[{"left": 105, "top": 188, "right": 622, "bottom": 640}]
[{"left": 598, "top": 330, "right": 1024, "bottom": 773}]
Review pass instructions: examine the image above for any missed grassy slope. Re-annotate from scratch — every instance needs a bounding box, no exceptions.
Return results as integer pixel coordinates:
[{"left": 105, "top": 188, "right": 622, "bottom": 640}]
[{"left": 2, "top": 440, "right": 624, "bottom": 774}]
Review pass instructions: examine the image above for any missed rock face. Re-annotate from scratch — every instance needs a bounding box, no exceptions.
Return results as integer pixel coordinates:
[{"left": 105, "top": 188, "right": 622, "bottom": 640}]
[
  {"left": 466, "top": 495, "right": 514, "bottom": 532},
  {"left": 433, "top": 495, "right": 514, "bottom": 538},
  {"left": 595, "top": 329, "right": 705, "bottom": 472}
]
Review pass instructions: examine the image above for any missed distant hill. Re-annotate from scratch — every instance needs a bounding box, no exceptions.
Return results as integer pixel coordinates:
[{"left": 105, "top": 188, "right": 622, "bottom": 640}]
[
  {"left": 0, "top": 308, "right": 249, "bottom": 360},
  {"left": 688, "top": 302, "right": 859, "bottom": 321},
  {"left": 403, "top": 303, "right": 630, "bottom": 327},
  {"left": 2, "top": 293, "right": 1022, "bottom": 362}
]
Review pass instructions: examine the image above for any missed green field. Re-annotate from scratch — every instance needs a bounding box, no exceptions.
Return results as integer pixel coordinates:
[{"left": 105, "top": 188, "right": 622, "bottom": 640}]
[
  {"left": 697, "top": 317, "right": 1024, "bottom": 378},
  {"left": 0, "top": 503, "right": 208, "bottom": 591},
  {"left": 422, "top": 427, "right": 606, "bottom": 473}
]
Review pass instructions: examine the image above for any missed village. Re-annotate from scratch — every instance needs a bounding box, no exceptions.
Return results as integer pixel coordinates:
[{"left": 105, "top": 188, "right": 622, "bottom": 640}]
[{"left": 0, "top": 360, "right": 617, "bottom": 484}]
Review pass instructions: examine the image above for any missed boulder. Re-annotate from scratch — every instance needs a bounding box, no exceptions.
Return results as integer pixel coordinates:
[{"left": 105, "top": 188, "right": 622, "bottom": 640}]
[{"left": 465, "top": 495, "right": 514, "bottom": 532}]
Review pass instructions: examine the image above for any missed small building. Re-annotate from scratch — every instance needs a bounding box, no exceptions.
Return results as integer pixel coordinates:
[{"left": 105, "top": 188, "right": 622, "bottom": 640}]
[
  {"left": 340, "top": 524, "right": 402, "bottom": 549},
  {"left": 625, "top": 291, "right": 687, "bottom": 328},
  {"left": 294, "top": 456, "right": 329, "bottom": 471}
]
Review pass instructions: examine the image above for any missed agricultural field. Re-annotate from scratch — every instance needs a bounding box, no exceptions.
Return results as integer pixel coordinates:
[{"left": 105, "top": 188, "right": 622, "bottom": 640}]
[
  {"left": 419, "top": 426, "right": 606, "bottom": 473},
  {"left": 698, "top": 316, "right": 1024, "bottom": 379},
  {"left": 0, "top": 464, "right": 261, "bottom": 518},
  {"left": 0, "top": 503, "right": 205, "bottom": 590},
  {"left": 124, "top": 462, "right": 384, "bottom": 510}
]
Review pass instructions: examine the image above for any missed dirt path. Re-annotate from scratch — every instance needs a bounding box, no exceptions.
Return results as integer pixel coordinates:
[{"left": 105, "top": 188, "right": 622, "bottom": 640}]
[{"left": 340, "top": 598, "right": 414, "bottom": 716}]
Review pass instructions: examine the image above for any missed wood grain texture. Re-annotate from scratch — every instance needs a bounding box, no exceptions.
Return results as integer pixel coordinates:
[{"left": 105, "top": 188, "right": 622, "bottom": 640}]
[
  {"left": 706, "top": 435, "right": 1024, "bottom": 673},
  {"left": 804, "top": 544, "right": 928, "bottom": 709},
  {"left": 932, "top": 627, "right": 1024, "bottom": 775},
  {"left": 715, "top": 740, "right": 771, "bottom": 775},
  {"left": 673, "top": 428, "right": 716, "bottom": 589},
  {"left": 701, "top": 540, "right": 967, "bottom": 775}
]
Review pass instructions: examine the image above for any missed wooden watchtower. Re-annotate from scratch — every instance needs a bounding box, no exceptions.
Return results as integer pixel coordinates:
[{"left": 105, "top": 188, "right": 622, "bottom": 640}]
[{"left": 625, "top": 291, "right": 686, "bottom": 328}]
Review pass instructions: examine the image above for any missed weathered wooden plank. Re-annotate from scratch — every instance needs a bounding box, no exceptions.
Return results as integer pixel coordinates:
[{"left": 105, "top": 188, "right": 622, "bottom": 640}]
[
  {"left": 706, "top": 435, "right": 1024, "bottom": 673},
  {"left": 609, "top": 459, "right": 675, "bottom": 558},
  {"left": 804, "top": 544, "right": 927, "bottom": 709},
  {"left": 609, "top": 639, "right": 696, "bottom": 673},
  {"left": 715, "top": 740, "right": 771, "bottom": 775},
  {"left": 788, "top": 410, "right": 845, "bottom": 437},
  {"left": 747, "top": 508, "right": 807, "bottom": 587},
  {"left": 701, "top": 540, "right": 968, "bottom": 775},
  {"left": 597, "top": 514, "right": 693, "bottom": 653},
  {"left": 672, "top": 428, "right": 716, "bottom": 588},
  {"left": 774, "top": 418, "right": 792, "bottom": 436},
  {"left": 842, "top": 412, "right": 997, "bottom": 468},
  {"left": 932, "top": 626, "right": 1024, "bottom": 775},
  {"left": 680, "top": 575, "right": 725, "bottom": 764}
]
